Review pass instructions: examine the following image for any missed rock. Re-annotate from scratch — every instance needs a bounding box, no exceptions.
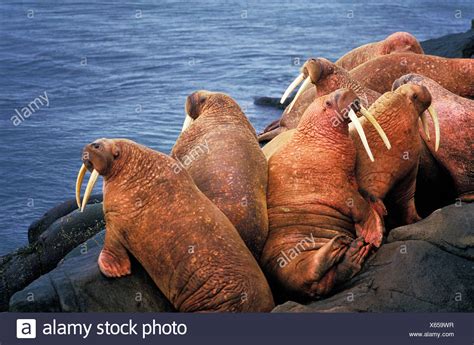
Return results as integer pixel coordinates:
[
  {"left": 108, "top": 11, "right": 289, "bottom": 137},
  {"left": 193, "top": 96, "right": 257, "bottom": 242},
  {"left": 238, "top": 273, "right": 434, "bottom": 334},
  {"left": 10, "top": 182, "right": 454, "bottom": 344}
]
[
  {"left": 421, "top": 23, "right": 474, "bottom": 58},
  {"left": 388, "top": 203, "right": 474, "bottom": 260},
  {"left": 0, "top": 204, "right": 104, "bottom": 311},
  {"left": 28, "top": 194, "right": 102, "bottom": 243},
  {"left": 10, "top": 231, "right": 174, "bottom": 312},
  {"left": 253, "top": 96, "right": 292, "bottom": 109},
  {"left": 273, "top": 203, "right": 474, "bottom": 312}
]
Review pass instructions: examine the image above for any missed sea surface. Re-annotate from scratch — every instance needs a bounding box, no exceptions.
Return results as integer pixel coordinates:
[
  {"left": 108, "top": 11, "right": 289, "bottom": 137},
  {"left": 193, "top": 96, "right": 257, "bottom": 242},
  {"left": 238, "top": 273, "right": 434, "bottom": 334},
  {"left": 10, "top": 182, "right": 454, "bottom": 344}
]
[{"left": 0, "top": 0, "right": 472, "bottom": 255}]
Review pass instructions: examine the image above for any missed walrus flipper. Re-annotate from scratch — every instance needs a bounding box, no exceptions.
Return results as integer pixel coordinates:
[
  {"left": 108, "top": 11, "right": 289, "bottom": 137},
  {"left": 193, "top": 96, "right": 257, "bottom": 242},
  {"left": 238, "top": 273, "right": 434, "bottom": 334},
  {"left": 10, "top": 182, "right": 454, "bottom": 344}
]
[
  {"left": 257, "top": 126, "right": 283, "bottom": 143},
  {"left": 297, "top": 235, "right": 352, "bottom": 298},
  {"left": 349, "top": 190, "right": 385, "bottom": 248},
  {"left": 98, "top": 230, "right": 131, "bottom": 278}
]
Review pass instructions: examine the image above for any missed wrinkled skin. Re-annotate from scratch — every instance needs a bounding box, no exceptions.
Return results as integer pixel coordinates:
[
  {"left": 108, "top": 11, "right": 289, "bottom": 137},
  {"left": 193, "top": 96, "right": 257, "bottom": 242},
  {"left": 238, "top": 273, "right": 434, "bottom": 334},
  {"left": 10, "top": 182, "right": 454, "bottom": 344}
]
[
  {"left": 258, "top": 58, "right": 381, "bottom": 143},
  {"left": 352, "top": 84, "right": 432, "bottom": 228},
  {"left": 81, "top": 138, "right": 274, "bottom": 312},
  {"left": 260, "top": 89, "right": 384, "bottom": 302},
  {"left": 350, "top": 53, "right": 474, "bottom": 97},
  {"left": 172, "top": 91, "right": 269, "bottom": 259},
  {"left": 336, "top": 32, "right": 424, "bottom": 71},
  {"left": 393, "top": 74, "right": 474, "bottom": 207}
]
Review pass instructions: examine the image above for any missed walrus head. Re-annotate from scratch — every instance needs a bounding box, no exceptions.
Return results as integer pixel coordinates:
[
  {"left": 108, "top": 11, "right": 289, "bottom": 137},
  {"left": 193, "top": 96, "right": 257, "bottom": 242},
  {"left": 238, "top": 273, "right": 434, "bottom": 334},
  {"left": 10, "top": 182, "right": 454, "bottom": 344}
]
[
  {"left": 181, "top": 90, "right": 240, "bottom": 132},
  {"left": 76, "top": 138, "right": 122, "bottom": 212},
  {"left": 299, "top": 88, "right": 381, "bottom": 162},
  {"left": 391, "top": 80, "right": 440, "bottom": 151},
  {"left": 380, "top": 32, "right": 424, "bottom": 55},
  {"left": 280, "top": 58, "right": 379, "bottom": 118}
]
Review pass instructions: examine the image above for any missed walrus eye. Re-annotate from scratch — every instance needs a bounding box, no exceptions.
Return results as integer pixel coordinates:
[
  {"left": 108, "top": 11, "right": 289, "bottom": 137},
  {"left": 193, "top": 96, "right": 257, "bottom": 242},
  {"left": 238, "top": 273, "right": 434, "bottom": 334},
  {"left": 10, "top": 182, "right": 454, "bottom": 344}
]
[
  {"left": 412, "top": 94, "right": 418, "bottom": 100},
  {"left": 325, "top": 100, "right": 332, "bottom": 108},
  {"left": 91, "top": 142, "right": 101, "bottom": 150}
]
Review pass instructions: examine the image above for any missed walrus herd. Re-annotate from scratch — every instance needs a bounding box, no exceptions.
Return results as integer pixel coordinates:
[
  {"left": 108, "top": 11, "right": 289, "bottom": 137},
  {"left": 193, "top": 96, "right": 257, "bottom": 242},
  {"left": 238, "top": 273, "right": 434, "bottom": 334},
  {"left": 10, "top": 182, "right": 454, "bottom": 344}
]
[{"left": 74, "top": 32, "right": 473, "bottom": 311}]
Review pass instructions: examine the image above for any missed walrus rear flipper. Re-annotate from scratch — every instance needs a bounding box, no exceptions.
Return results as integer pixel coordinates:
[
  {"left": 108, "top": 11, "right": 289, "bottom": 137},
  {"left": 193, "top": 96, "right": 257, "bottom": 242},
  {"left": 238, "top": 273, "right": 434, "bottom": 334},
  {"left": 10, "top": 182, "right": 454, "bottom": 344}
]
[
  {"left": 262, "top": 118, "right": 281, "bottom": 133},
  {"left": 257, "top": 126, "right": 284, "bottom": 143}
]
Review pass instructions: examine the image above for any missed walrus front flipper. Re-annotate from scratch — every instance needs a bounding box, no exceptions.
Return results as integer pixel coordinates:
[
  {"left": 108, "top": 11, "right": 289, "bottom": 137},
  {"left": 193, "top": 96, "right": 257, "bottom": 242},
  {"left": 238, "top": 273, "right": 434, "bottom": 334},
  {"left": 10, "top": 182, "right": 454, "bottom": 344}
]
[
  {"left": 98, "top": 230, "right": 131, "bottom": 278},
  {"left": 350, "top": 192, "right": 384, "bottom": 248}
]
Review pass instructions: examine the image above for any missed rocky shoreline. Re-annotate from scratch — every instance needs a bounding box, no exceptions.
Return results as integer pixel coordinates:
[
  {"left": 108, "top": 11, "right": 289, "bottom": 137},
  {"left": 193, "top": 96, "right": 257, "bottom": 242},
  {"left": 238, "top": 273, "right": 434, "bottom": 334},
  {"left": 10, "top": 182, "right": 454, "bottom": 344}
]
[{"left": 1, "top": 26, "right": 473, "bottom": 312}]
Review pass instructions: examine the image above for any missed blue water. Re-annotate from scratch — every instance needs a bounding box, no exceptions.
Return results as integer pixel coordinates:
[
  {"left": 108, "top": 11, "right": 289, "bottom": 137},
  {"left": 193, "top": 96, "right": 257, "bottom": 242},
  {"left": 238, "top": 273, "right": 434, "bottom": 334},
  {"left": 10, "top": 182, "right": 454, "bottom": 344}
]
[{"left": 0, "top": 0, "right": 472, "bottom": 255}]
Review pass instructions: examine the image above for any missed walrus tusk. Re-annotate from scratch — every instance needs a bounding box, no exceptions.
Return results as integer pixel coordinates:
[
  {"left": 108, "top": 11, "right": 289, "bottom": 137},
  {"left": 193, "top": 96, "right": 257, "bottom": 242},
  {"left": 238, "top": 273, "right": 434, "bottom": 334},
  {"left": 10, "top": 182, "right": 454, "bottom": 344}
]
[
  {"left": 427, "top": 105, "right": 440, "bottom": 152},
  {"left": 420, "top": 112, "right": 431, "bottom": 141},
  {"left": 80, "top": 169, "right": 99, "bottom": 212},
  {"left": 181, "top": 114, "right": 194, "bottom": 132},
  {"left": 75, "top": 164, "right": 87, "bottom": 209},
  {"left": 287, "top": 76, "right": 312, "bottom": 112},
  {"left": 348, "top": 109, "right": 375, "bottom": 162},
  {"left": 359, "top": 106, "right": 391, "bottom": 150},
  {"left": 280, "top": 73, "right": 304, "bottom": 104}
]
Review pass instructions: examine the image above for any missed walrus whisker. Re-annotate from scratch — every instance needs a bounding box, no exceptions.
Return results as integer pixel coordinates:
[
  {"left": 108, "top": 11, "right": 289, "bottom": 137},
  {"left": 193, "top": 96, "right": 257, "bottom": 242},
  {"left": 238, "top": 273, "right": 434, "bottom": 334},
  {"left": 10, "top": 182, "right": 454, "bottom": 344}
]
[
  {"left": 181, "top": 114, "right": 194, "bottom": 132},
  {"left": 75, "top": 164, "right": 87, "bottom": 209},
  {"left": 287, "top": 76, "right": 312, "bottom": 112},
  {"left": 280, "top": 73, "right": 304, "bottom": 104},
  {"left": 348, "top": 108, "right": 375, "bottom": 162},
  {"left": 81, "top": 169, "right": 99, "bottom": 212},
  {"left": 360, "top": 106, "right": 391, "bottom": 150},
  {"left": 427, "top": 105, "right": 440, "bottom": 151}
]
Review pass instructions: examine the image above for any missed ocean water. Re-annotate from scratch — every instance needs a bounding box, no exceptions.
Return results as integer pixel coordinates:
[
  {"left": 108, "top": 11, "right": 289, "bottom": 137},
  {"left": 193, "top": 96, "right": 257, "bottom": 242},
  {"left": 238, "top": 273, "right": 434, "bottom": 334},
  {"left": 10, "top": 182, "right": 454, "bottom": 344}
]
[{"left": 0, "top": 0, "right": 472, "bottom": 255}]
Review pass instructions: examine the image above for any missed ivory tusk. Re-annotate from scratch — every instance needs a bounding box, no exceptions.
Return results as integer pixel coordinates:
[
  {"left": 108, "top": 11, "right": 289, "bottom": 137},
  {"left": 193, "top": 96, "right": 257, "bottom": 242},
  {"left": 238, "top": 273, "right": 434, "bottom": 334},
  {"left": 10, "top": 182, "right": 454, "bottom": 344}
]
[
  {"left": 427, "top": 105, "right": 440, "bottom": 152},
  {"left": 360, "top": 106, "right": 391, "bottom": 150},
  {"left": 181, "top": 114, "right": 194, "bottom": 132},
  {"left": 75, "top": 164, "right": 87, "bottom": 209},
  {"left": 348, "top": 108, "right": 374, "bottom": 162},
  {"left": 280, "top": 73, "right": 304, "bottom": 104},
  {"left": 81, "top": 169, "right": 99, "bottom": 212},
  {"left": 420, "top": 112, "right": 431, "bottom": 141},
  {"left": 287, "top": 76, "right": 312, "bottom": 112}
]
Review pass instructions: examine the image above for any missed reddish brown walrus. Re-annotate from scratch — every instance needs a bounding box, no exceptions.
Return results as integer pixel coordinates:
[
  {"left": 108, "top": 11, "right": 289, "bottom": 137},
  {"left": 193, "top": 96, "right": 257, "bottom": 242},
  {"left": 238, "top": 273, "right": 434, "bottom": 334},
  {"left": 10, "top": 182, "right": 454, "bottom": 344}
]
[
  {"left": 392, "top": 73, "right": 474, "bottom": 206},
  {"left": 260, "top": 89, "right": 384, "bottom": 301},
  {"left": 75, "top": 138, "right": 274, "bottom": 312},
  {"left": 350, "top": 53, "right": 474, "bottom": 97},
  {"left": 336, "top": 32, "right": 424, "bottom": 71},
  {"left": 171, "top": 91, "right": 268, "bottom": 259},
  {"left": 258, "top": 58, "right": 381, "bottom": 143},
  {"left": 352, "top": 84, "right": 439, "bottom": 227}
]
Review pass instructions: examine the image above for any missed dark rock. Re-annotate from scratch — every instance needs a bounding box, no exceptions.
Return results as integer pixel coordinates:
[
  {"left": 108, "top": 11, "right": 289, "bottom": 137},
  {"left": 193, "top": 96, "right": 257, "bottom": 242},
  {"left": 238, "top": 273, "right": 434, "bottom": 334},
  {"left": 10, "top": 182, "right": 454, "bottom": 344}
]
[
  {"left": 388, "top": 203, "right": 474, "bottom": 260},
  {"left": 0, "top": 204, "right": 104, "bottom": 311},
  {"left": 28, "top": 194, "right": 102, "bottom": 243},
  {"left": 421, "top": 23, "right": 474, "bottom": 58},
  {"left": 10, "top": 231, "right": 174, "bottom": 312},
  {"left": 273, "top": 203, "right": 474, "bottom": 312},
  {"left": 253, "top": 96, "right": 292, "bottom": 109}
]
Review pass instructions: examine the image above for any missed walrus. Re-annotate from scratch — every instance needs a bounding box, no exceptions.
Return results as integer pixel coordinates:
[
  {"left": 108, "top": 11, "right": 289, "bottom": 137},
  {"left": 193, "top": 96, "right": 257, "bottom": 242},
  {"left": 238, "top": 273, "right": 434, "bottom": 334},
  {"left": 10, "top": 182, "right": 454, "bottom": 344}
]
[
  {"left": 392, "top": 73, "right": 474, "bottom": 205},
  {"left": 336, "top": 32, "right": 424, "bottom": 71},
  {"left": 75, "top": 138, "right": 274, "bottom": 312},
  {"left": 352, "top": 84, "right": 439, "bottom": 227},
  {"left": 260, "top": 89, "right": 385, "bottom": 301},
  {"left": 258, "top": 58, "right": 384, "bottom": 143},
  {"left": 349, "top": 53, "right": 474, "bottom": 97},
  {"left": 171, "top": 91, "right": 268, "bottom": 259}
]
